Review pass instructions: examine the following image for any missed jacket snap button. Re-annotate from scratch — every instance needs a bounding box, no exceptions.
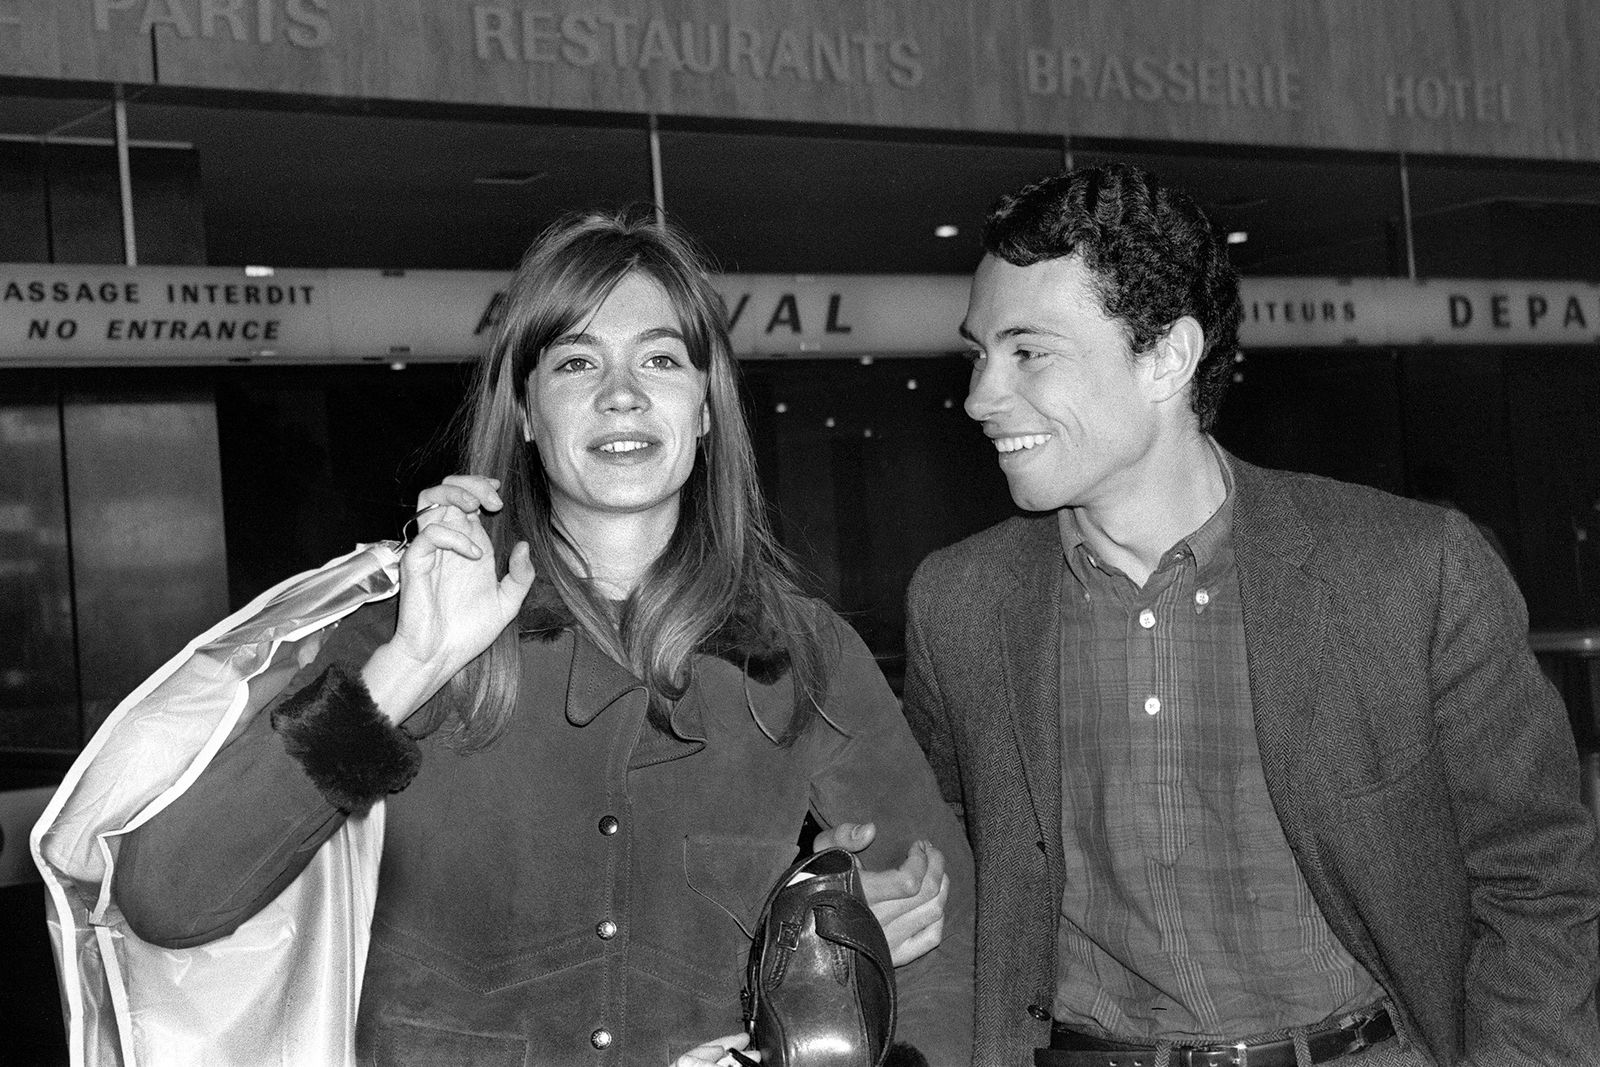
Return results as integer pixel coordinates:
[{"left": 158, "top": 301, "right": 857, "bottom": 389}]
[
  {"left": 596, "top": 919, "right": 617, "bottom": 940},
  {"left": 1027, "top": 1003, "right": 1052, "bottom": 1021},
  {"left": 590, "top": 1028, "right": 612, "bottom": 1049},
  {"left": 598, "top": 815, "right": 619, "bottom": 836}
]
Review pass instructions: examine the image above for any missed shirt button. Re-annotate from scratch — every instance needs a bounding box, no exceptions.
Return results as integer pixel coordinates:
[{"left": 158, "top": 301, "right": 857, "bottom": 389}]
[
  {"left": 1195, "top": 589, "right": 1211, "bottom": 606},
  {"left": 1138, "top": 608, "right": 1156, "bottom": 629},
  {"left": 596, "top": 920, "right": 617, "bottom": 940},
  {"left": 1144, "top": 696, "right": 1161, "bottom": 716},
  {"left": 590, "top": 1028, "right": 612, "bottom": 1050},
  {"left": 598, "top": 815, "right": 619, "bottom": 836},
  {"left": 1027, "top": 1003, "right": 1053, "bottom": 1021}
]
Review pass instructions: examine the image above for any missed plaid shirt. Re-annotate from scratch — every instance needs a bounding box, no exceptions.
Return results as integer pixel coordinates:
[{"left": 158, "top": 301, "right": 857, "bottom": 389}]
[{"left": 1052, "top": 455, "right": 1383, "bottom": 1041}]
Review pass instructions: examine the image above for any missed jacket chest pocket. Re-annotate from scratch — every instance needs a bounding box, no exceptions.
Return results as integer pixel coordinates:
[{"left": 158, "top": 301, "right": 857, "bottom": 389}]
[{"left": 658, "top": 832, "right": 801, "bottom": 995}]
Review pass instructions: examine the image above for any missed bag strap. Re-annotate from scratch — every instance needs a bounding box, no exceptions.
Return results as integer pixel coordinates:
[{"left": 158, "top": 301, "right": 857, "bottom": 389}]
[
  {"left": 810, "top": 888, "right": 897, "bottom": 1058},
  {"left": 809, "top": 890, "right": 891, "bottom": 976}
]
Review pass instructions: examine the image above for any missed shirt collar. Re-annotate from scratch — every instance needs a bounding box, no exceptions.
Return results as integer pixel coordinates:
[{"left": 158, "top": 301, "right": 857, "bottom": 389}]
[
  {"left": 1056, "top": 436, "right": 1236, "bottom": 580},
  {"left": 1184, "top": 439, "right": 1235, "bottom": 576}
]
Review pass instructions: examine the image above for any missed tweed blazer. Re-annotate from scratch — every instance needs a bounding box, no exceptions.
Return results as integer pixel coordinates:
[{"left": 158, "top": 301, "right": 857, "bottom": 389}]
[{"left": 903, "top": 454, "right": 1600, "bottom": 1066}]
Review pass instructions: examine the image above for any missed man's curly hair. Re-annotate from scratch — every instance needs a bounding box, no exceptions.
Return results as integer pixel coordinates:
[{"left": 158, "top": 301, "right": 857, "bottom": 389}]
[{"left": 982, "top": 162, "right": 1243, "bottom": 432}]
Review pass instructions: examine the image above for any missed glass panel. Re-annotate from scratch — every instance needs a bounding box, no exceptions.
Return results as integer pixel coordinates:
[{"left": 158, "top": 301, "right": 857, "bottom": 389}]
[
  {"left": 1407, "top": 156, "right": 1600, "bottom": 280},
  {"left": 743, "top": 355, "right": 1015, "bottom": 674},
  {"left": 660, "top": 127, "right": 1065, "bottom": 273},
  {"left": 216, "top": 365, "right": 470, "bottom": 607},
  {"left": 124, "top": 101, "right": 656, "bottom": 270},
  {"left": 0, "top": 393, "right": 78, "bottom": 752},
  {"left": 0, "top": 141, "right": 50, "bottom": 263},
  {"left": 1394, "top": 349, "right": 1519, "bottom": 585},
  {"left": 0, "top": 93, "right": 206, "bottom": 266},
  {"left": 1215, "top": 348, "right": 1405, "bottom": 493},
  {"left": 1072, "top": 143, "right": 1406, "bottom": 278},
  {"left": 44, "top": 142, "right": 205, "bottom": 266},
  {"left": 1501, "top": 351, "right": 1600, "bottom": 628},
  {"left": 64, "top": 394, "right": 230, "bottom": 733}
]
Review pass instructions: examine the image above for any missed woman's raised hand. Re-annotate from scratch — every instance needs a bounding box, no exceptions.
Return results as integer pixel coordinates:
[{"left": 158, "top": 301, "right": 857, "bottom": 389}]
[{"left": 361, "top": 474, "right": 535, "bottom": 723}]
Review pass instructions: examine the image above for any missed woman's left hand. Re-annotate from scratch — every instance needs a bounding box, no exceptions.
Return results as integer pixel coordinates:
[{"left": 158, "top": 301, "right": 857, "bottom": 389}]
[{"left": 674, "top": 1032, "right": 759, "bottom": 1065}]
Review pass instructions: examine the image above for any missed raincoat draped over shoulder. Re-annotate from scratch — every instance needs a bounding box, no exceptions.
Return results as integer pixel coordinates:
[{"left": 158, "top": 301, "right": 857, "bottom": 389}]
[{"left": 30, "top": 541, "right": 404, "bottom": 1067}]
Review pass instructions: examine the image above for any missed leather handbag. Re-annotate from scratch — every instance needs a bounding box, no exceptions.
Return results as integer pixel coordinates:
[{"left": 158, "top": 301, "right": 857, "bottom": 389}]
[{"left": 742, "top": 847, "right": 896, "bottom": 1066}]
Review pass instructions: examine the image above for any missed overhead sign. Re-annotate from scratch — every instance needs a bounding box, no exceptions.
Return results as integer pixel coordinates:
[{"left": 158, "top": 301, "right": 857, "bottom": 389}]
[
  {"left": 1, "top": 0, "right": 1596, "bottom": 161},
  {"left": 2, "top": 265, "right": 1598, "bottom": 366}
]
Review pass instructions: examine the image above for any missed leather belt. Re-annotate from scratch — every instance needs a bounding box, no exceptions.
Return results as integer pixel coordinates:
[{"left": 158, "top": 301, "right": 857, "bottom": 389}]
[{"left": 1034, "top": 1008, "right": 1396, "bottom": 1067}]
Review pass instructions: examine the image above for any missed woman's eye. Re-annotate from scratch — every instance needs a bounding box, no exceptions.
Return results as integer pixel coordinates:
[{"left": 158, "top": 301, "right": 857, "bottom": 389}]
[
  {"left": 550, "top": 355, "right": 592, "bottom": 373},
  {"left": 643, "top": 352, "right": 683, "bottom": 369}
]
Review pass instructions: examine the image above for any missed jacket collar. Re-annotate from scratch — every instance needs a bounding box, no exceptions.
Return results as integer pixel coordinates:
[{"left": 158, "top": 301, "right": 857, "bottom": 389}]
[
  {"left": 562, "top": 632, "right": 646, "bottom": 728},
  {"left": 523, "top": 578, "right": 790, "bottom": 757},
  {"left": 555, "top": 624, "right": 712, "bottom": 769}
]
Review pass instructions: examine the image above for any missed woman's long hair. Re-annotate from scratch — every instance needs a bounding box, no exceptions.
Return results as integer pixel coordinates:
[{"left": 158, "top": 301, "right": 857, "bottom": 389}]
[{"left": 417, "top": 209, "right": 830, "bottom": 751}]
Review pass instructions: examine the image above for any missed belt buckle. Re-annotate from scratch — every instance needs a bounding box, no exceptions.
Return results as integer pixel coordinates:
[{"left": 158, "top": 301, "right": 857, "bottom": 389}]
[{"left": 1176, "top": 1044, "right": 1246, "bottom": 1067}]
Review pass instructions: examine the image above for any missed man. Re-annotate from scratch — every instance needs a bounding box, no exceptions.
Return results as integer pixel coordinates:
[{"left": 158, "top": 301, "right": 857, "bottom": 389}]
[{"left": 902, "top": 162, "right": 1600, "bottom": 1066}]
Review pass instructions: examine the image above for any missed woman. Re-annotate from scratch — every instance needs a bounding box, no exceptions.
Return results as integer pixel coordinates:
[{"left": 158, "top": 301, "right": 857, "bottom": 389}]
[{"left": 112, "top": 211, "right": 974, "bottom": 1065}]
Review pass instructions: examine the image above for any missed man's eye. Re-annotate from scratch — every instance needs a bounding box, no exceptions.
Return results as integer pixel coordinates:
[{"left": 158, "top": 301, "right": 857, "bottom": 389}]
[{"left": 962, "top": 349, "right": 985, "bottom": 365}]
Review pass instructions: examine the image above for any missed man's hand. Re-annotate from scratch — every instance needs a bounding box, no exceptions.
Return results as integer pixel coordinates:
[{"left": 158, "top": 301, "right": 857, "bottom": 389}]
[
  {"left": 674, "top": 1032, "right": 759, "bottom": 1066},
  {"left": 811, "top": 822, "right": 949, "bottom": 966}
]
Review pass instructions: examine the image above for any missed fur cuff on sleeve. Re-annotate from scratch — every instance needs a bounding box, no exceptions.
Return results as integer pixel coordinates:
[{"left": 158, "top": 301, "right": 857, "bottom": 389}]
[
  {"left": 270, "top": 662, "right": 422, "bottom": 814},
  {"left": 885, "top": 1043, "right": 928, "bottom": 1067}
]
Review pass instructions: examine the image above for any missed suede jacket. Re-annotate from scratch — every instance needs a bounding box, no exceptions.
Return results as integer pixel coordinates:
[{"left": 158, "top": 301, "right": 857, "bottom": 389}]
[
  {"left": 903, "top": 455, "right": 1600, "bottom": 1067},
  {"left": 115, "top": 589, "right": 975, "bottom": 1066}
]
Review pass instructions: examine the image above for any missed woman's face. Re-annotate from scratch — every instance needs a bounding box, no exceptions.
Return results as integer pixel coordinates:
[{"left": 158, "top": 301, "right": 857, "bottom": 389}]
[{"left": 523, "top": 271, "right": 710, "bottom": 534}]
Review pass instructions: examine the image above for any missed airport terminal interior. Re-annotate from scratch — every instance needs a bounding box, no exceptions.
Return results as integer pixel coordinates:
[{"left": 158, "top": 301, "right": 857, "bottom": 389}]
[{"left": 4, "top": 4, "right": 1600, "bottom": 1060}]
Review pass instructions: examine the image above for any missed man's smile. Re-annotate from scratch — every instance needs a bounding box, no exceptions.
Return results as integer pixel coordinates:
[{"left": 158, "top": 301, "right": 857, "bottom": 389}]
[{"left": 990, "top": 433, "right": 1053, "bottom": 454}]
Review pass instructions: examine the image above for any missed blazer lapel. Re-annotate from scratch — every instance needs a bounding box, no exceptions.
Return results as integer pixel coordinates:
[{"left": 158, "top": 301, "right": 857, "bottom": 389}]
[
  {"left": 1230, "top": 458, "right": 1331, "bottom": 826},
  {"left": 998, "top": 518, "right": 1066, "bottom": 876},
  {"left": 1227, "top": 456, "right": 1398, "bottom": 985}
]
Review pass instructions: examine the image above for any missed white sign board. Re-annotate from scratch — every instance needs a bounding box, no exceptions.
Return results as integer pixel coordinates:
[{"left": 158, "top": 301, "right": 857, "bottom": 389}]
[{"left": 3, "top": 265, "right": 1598, "bottom": 366}]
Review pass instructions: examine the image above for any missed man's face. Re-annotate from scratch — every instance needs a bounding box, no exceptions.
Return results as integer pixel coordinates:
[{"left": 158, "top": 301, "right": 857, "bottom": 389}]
[{"left": 961, "top": 253, "right": 1161, "bottom": 513}]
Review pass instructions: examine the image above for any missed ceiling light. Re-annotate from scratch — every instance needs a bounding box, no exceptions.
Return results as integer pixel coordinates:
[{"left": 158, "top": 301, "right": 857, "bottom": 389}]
[
  {"left": 244, "top": 265, "right": 274, "bottom": 277},
  {"left": 1226, "top": 231, "right": 1249, "bottom": 245},
  {"left": 934, "top": 224, "right": 959, "bottom": 238},
  {"left": 474, "top": 170, "right": 546, "bottom": 186}
]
